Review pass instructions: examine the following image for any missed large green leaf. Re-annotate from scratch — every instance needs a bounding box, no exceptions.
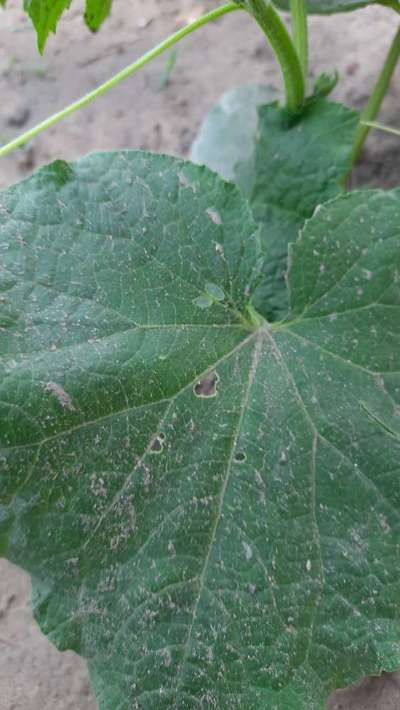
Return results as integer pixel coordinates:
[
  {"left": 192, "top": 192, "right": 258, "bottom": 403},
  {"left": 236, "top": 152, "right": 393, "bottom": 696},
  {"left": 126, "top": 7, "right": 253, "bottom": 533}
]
[
  {"left": 273, "top": 0, "right": 398, "bottom": 13},
  {"left": 192, "top": 95, "right": 358, "bottom": 321},
  {"left": 1, "top": 153, "right": 400, "bottom": 709},
  {"left": 21, "top": 0, "right": 112, "bottom": 52},
  {"left": 235, "top": 0, "right": 400, "bottom": 15}
]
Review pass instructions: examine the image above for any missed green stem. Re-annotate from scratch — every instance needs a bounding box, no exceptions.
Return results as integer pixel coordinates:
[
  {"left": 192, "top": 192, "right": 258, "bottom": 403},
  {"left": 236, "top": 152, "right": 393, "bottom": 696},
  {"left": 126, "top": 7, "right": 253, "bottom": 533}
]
[
  {"left": 0, "top": 2, "right": 239, "bottom": 158},
  {"left": 362, "top": 120, "right": 400, "bottom": 137},
  {"left": 290, "top": 0, "right": 308, "bottom": 77},
  {"left": 244, "top": 0, "right": 305, "bottom": 113},
  {"left": 351, "top": 24, "right": 400, "bottom": 164}
]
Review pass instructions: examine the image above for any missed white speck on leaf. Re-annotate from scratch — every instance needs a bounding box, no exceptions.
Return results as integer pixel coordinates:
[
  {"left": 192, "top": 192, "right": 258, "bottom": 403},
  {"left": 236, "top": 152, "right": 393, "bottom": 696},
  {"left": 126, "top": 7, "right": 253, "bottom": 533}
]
[
  {"left": 379, "top": 514, "right": 390, "bottom": 534},
  {"left": 206, "top": 208, "right": 222, "bottom": 225},
  {"left": 178, "top": 171, "right": 196, "bottom": 191},
  {"left": 242, "top": 542, "right": 253, "bottom": 561},
  {"left": 159, "top": 648, "right": 172, "bottom": 667}
]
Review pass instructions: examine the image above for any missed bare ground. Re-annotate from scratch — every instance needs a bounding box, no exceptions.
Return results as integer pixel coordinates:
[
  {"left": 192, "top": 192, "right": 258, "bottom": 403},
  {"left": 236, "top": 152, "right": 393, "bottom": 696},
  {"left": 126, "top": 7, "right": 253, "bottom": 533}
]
[{"left": 0, "top": 1, "right": 400, "bottom": 708}]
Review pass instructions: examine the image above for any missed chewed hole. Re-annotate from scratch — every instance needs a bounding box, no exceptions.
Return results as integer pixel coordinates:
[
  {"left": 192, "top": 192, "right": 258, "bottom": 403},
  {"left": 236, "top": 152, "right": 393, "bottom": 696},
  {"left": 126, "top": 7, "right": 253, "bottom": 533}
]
[
  {"left": 193, "top": 372, "right": 219, "bottom": 398},
  {"left": 150, "top": 435, "right": 164, "bottom": 454},
  {"left": 234, "top": 451, "right": 246, "bottom": 463}
]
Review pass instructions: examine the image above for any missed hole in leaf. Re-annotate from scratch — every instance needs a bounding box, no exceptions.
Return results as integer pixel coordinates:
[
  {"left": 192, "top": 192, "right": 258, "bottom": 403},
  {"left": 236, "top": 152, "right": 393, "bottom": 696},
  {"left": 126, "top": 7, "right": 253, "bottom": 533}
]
[
  {"left": 193, "top": 372, "right": 219, "bottom": 398},
  {"left": 150, "top": 435, "right": 164, "bottom": 454},
  {"left": 234, "top": 451, "right": 246, "bottom": 463}
]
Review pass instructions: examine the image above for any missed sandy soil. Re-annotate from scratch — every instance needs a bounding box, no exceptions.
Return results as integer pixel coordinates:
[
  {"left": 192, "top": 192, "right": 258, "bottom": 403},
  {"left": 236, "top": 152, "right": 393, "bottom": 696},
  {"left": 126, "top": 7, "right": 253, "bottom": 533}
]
[{"left": 0, "top": 1, "right": 400, "bottom": 708}]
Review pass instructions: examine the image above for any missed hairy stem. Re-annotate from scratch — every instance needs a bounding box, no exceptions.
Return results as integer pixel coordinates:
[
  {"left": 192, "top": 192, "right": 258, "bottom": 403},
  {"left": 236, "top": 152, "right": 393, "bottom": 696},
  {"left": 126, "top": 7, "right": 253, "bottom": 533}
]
[
  {"left": 244, "top": 0, "right": 305, "bottom": 113},
  {"left": 351, "top": 24, "right": 400, "bottom": 164},
  {"left": 0, "top": 2, "right": 239, "bottom": 158},
  {"left": 290, "top": 0, "right": 308, "bottom": 77}
]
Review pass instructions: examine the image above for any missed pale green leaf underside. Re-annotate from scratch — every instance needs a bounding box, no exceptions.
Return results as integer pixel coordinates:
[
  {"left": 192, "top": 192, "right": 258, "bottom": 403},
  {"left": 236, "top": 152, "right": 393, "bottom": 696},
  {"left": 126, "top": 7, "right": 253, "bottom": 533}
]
[
  {"left": 1, "top": 153, "right": 400, "bottom": 709},
  {"left": 191, "top": 85, "right": 278, "bottom": 185},
  {"left": 192, "top": 94, "right": 358, "bottom": 321}
]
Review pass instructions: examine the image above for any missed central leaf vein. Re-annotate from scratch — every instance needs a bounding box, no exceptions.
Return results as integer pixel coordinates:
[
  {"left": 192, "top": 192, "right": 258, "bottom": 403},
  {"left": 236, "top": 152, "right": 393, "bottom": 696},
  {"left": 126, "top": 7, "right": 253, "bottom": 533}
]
[{"left": 172, "top": 329, "right": 265, "bottom": 701}]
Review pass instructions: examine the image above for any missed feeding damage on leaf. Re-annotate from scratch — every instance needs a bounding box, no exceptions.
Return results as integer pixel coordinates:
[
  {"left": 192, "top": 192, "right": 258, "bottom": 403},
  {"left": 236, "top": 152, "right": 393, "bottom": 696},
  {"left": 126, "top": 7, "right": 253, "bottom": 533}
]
[
  {"left": 0, "top": 151, "right": 400, "bottom": 710},
  {"left": 150, "top": 433, "right": 166, "bottom": 454},
  {"left": 193, "top": 371, "right": 220, "bottom": 398}
]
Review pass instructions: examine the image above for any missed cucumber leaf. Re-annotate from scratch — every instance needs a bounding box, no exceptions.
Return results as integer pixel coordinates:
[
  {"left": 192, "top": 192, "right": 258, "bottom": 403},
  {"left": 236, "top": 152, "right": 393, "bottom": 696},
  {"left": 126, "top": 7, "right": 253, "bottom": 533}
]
[
  {"left": 21, "top": 0, "right": 112, "bottom": 52},
  {"left": 192, "top": 94, "right": 358, "bottom": 321},
  {"left": 272, "top": 0, "right": 397, "bottom": 13},
  {"left": 191, "top": 85, "right": 278, "bottom": 184},
  {"left": 1, "top": 153, "right": 400, "bottom": 709},
  {"left": 84, "top": 0, "right": 112, "bottom": 32}
]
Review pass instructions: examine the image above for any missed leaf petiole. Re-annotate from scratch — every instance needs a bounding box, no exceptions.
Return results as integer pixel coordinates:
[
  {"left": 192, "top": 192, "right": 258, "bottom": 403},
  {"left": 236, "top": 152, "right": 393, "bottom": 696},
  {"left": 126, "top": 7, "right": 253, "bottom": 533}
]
[
  {"left": 361, "top": 120, "right": 400, "bottom": 136},
  {"left": 350, "top": 24, "right": 400, "bottom": 164},
  {"left": 0, "top": 2, "right": 240, "bottom": 158},
  {"left": 290, "top": 0, "right": 308, "bottom": 78},
  {"left": 242, "top": 0, "right": 305, "bottom": 113}
]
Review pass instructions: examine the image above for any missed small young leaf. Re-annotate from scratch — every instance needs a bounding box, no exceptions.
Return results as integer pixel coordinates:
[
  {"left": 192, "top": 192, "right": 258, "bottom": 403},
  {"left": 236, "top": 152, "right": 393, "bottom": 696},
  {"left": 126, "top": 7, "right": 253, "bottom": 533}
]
[
  {"left": 312, "top": 71, "right": 339, "bottom": 99},
  {"left": 1, "top": 153, "right": 400, "bottom": 710}
]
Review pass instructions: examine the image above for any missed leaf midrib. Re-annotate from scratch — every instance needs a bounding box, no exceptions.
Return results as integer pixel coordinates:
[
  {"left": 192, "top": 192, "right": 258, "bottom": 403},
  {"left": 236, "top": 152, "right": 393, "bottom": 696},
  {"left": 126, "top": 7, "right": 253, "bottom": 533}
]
[
  {"left": 264, "top": 329, "right": 325, "bottom": 665},
  {"left": 172, "top": 329, "right": 265, "bottom": 703}
]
